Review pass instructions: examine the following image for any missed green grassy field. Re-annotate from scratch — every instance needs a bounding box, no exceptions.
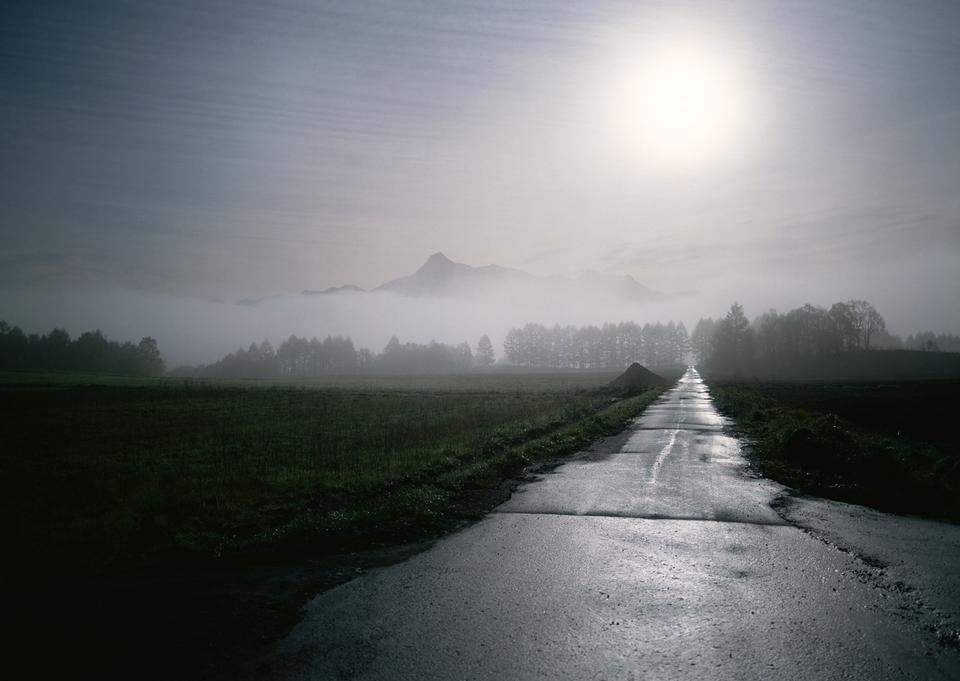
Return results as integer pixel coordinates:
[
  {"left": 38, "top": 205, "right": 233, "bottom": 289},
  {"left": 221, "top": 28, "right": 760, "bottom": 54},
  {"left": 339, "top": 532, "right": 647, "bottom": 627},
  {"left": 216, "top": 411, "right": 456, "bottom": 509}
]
[
  {"left": 707, "top": 380, "right": 960, "bottom": 520},
  {"left": 1, "top": 370, "right": 661, "bottom": 577},
  {"left": 0, "top": 369, "right": 623, "bottom": 391}
]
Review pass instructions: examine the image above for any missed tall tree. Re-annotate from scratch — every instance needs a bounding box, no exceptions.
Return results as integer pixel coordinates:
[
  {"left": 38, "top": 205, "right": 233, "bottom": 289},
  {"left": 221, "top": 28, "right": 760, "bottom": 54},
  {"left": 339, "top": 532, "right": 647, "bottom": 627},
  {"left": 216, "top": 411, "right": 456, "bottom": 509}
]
[
  {"left": 476, "top": 334, "right": 495, "bottom": 367},
  {"left": 829, "top": 302, "right": 860, "bottom": 351},
  {"left": 709, "top": 303, "right": 755, "bottom": 374},
  {"left": 137, "top": 337, "right": 165, "bottom": 375},
  {"left": 847, "top": 300, "right": 886, "bottom": 350},
  {"left": 690, "top": 317, "right": 716, "bottom": 366}
]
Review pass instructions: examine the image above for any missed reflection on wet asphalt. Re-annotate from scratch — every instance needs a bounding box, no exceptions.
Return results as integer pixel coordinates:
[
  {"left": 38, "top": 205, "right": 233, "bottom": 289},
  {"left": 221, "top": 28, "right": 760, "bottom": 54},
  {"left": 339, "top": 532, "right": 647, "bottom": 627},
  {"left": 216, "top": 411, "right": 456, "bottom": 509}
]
[
  {"left": 497, "top": 368, "right": 783, "bottom": 525},
  {"left": 261, "top": 369, "right": 960, "bottom": 681}
]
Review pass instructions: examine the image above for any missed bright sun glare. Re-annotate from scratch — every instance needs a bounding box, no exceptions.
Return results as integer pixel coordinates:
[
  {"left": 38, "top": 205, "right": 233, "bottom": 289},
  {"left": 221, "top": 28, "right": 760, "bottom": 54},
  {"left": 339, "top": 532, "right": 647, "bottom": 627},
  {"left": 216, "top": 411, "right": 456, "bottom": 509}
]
[{"left": 614, "top": 35, "right": 750, "bottom": 171}]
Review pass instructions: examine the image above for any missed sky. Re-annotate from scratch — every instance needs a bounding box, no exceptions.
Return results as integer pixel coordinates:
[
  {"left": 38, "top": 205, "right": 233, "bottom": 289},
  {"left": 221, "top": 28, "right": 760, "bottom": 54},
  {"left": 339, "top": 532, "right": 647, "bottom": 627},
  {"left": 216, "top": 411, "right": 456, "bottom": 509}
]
[{"left": 2, "top": 0, "right": 960, "bottom": 363}]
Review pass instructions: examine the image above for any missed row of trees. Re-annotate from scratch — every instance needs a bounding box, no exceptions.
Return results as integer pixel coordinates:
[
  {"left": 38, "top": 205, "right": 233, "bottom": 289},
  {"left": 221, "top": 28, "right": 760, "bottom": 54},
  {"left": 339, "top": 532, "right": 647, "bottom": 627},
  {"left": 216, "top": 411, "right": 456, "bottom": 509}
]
[
  {"left": 378, "top": 334, "right": 497, "bottom": 373},
  {"left": 502, "top": 321, "right": 689, "bottom": 369},
  {"left": 0, "top": 321, "right": 164, "bottom": 376},
  {"left": 182, "top": 333, "right": 499, "bottom": 378},
  {"left": 187, "top": 336, "right": 360, "bottom": 379},
  {"left": 188, "top": 321, "right": 690, "bottom": 378},
  {"left": 693, "top": 300, "right": 891, "bottom": 364},
  {"left": 903, "top": 331, "right": 960, "bottom": 353},
  {"left": 693, "top": 300, "right": 959, "bottom": 375},
  {"left": 10, "top": 309, "right": 956, "bottom": 380},
  {"left": 695, "top": 300, "right": 891, "bottom": 374}
]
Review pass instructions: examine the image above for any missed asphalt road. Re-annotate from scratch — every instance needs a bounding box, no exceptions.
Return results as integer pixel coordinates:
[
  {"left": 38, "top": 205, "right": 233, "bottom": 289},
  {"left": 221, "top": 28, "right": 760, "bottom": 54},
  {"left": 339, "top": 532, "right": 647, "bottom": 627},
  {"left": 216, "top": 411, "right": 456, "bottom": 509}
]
[{"left": 259, "top": 368, "right": 960, "bottom": 680}]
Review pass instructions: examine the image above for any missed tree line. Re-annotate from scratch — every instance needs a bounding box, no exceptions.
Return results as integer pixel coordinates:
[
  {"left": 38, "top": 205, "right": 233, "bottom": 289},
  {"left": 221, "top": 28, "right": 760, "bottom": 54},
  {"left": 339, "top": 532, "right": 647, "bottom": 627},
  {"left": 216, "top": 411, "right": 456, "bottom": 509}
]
[
  {"left": 502, "top": 321, "right": 689, "bottom": 369},
  {"left": 692, "top": 300, "right": 960, "bottom": 376},
  {"left": 182, "top": 320, "right": 695, "bottom": 378},
  {"left": 902, "top": 331, "right": 960, "bottom": 353},
  {"left": 183, "top": 336, "right": 361, "bottom": 379},
  {"left": 0, "top": 321, "right": 164, "bottom": 376},
  {"left": 177, "top": 333, "right": 498, "bottom": 378},
  {"left": 9, "top": 308, "right": 956, "bottom": 380}
]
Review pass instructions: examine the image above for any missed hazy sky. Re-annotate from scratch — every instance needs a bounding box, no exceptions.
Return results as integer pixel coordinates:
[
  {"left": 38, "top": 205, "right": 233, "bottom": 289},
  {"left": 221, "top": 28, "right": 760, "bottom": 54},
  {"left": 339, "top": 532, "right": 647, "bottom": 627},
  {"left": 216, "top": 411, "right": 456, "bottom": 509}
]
[{"left": 3, "top": 0, "right": 960, "bottom": 355}]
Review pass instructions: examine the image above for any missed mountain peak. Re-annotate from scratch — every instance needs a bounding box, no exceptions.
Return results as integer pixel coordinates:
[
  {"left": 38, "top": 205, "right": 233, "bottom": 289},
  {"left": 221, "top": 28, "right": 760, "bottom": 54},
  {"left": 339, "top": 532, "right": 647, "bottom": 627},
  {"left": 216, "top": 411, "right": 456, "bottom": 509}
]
[
  {"left": 427, "top": 251, "right": 451, "bottom": 263},
  {"left": 415, "top": 251, "right": 460, "bottom": 276},
  {"left": 312, "top": 252, "right": 666, "bottom": 302}
]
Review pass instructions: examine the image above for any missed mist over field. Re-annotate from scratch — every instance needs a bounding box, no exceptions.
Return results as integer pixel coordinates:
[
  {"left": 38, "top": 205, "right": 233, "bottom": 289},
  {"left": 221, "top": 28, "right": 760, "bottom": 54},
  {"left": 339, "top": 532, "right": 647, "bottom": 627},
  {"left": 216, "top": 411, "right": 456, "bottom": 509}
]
[
  {"left": 2, "top": 244, "right": 957, "bottom": 367},
  {"left": 3, "top": 2, "right": 960, "bottom": 367},
  {"left": 6, "top": 4, "right": 960, "bottom": 681}
]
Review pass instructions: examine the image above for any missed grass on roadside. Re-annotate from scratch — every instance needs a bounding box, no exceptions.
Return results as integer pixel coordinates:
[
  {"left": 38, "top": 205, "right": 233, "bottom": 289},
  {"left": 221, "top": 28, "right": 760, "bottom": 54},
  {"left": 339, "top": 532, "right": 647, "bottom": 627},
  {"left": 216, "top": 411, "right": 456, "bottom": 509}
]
[
  {"left": 1, "top": 373, "right": 661, "bottom": 577},
  {"left": 707, "top": 381, "right": 960, "bottom": 520}
]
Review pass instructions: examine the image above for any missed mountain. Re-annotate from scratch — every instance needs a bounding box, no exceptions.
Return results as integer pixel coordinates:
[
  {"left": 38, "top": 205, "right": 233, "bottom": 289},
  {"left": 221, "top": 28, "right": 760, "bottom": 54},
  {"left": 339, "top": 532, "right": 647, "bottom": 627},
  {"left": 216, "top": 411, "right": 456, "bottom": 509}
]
[
  {"left": 302, "top": 284, "right": 365, "bottom": 296},
  {"left": 375, "top": 252, "right": 537, "bottom": 297},
  {"left": 302, "top": 252, "right": 666, "bottom": 303},
  {"left": 576, "top": 270, "right": 662, "bottom": 302}
]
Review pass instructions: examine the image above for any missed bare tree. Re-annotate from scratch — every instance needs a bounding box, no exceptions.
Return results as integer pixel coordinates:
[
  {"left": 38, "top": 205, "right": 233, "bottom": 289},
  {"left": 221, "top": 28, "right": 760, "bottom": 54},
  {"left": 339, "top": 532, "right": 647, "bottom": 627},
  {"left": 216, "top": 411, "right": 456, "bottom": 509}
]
[{"left": 846, "top": 300, "right": 886, "bottom": 350}]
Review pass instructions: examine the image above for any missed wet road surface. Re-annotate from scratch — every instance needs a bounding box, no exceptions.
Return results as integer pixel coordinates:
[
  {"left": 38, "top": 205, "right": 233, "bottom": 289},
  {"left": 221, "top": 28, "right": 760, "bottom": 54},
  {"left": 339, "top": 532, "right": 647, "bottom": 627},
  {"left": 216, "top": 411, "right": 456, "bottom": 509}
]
[{"left": 260, "top": 369, "right": 960, "bottom": 680}]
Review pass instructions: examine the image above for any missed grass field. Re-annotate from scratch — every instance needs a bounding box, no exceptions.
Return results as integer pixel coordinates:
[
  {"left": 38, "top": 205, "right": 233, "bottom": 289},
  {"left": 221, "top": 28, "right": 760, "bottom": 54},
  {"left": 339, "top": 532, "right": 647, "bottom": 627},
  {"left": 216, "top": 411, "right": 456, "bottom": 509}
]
[
  {"left": 1, "top": 370, "right": 661, "bottom": 577},
  {"left": 707, "top": 380, "right": 960, "bottom": 520}
]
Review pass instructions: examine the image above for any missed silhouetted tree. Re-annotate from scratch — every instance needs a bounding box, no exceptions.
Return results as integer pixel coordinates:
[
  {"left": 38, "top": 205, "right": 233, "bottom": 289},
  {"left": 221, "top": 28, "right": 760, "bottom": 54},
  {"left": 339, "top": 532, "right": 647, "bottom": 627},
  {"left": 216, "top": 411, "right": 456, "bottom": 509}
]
[
  {"left": 690, "top": 317, "right": 716, "bottom": 366},
  {"left": 847, "top": 299, "right": 886, "bottom": 350},
  {"left": 137, "top": 337, "right": 165, "bottom": 375},
  {"left": 476, "top": 334, "right": 495, "bottom": 367},
  {"left": 709, "top": 303, "right": 755, "bottom": 374},
  {"left": 829, "top": 302, "right": 859, "bottom": 351}
]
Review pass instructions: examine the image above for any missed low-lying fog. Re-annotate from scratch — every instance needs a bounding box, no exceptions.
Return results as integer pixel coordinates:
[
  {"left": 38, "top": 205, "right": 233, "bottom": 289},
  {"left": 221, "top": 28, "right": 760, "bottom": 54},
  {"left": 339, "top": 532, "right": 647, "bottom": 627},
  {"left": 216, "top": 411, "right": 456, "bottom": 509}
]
[{"left": 3, "top": 249, "right": 957, "bottom": 369}]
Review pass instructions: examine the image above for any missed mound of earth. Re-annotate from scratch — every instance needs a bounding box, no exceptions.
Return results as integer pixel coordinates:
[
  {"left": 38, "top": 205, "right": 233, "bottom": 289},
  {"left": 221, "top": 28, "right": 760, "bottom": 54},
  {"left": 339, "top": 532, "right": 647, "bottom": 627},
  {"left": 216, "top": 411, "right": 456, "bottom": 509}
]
[{"left": 610, "top": 363, "right": 666, "bottom": 388}]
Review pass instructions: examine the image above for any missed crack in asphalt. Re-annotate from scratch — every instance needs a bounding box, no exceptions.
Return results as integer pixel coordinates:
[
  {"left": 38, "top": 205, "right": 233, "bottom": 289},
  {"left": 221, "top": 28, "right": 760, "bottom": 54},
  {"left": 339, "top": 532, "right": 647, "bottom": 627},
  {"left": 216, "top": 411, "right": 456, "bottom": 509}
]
[
  {"left": 647, "top": 396, "right": 686, "bottom": 484},
  {"left": 648, "top": 426, "right": 680, "bottom": 484}
]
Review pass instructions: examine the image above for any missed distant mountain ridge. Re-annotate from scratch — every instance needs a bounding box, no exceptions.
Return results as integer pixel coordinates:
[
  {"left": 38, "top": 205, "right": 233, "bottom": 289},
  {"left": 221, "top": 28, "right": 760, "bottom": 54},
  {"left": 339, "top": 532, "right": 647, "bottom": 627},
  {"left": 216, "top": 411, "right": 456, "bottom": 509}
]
[
  {"left": 302, "top": 252, "right": 665, "bottom": 302},
  {"left": 375, "top": 252, "right": 538, "bottom": 297}
]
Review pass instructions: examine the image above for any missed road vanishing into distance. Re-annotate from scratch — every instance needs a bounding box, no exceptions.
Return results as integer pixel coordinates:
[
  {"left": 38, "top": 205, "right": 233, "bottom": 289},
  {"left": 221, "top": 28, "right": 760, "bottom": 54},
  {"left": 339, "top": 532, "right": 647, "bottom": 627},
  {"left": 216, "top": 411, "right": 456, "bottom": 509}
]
[{"left": 258, "top": 369, "right": 960, "bottom": 680}]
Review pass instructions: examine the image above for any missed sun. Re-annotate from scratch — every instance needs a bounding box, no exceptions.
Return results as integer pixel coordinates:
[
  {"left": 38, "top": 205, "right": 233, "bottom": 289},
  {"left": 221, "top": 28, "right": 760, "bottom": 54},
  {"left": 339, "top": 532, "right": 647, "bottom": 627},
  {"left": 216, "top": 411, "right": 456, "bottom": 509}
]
[{"left": 613, "top": 35, "right": 751, "bottom": 171}]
